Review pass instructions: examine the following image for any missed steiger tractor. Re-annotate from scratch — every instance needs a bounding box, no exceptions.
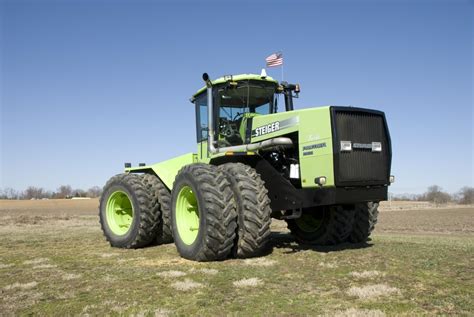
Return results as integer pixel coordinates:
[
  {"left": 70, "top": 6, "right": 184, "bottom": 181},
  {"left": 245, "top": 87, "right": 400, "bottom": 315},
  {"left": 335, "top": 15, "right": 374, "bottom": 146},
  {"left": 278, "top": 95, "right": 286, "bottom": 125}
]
[{"left": 99, "top": 72, "right": 394, "bottom": 261}]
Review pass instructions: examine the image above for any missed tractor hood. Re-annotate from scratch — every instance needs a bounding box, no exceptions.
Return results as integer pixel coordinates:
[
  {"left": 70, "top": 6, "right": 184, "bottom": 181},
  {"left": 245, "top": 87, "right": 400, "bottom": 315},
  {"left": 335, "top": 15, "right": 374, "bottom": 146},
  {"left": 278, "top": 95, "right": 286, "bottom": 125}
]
[
  {"left": 249, "top": 106, "right": 391, "bottom": 189},
  {"left": 250, "top": 107, "right": 332, "bottom": 144}
]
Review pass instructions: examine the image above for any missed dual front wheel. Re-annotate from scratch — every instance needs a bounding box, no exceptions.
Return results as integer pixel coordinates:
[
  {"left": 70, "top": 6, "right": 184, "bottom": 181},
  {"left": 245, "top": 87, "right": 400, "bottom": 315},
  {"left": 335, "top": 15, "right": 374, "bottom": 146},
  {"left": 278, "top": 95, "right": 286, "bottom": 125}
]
[
  {"left": 286, "top": 202, "right": 379, "bottom": 245},
  {"left": 171, "top": 163, "right": 272, "bottom": 261},
  {"left": 170, "top": 164, "right": 237, "bottom": 261}
]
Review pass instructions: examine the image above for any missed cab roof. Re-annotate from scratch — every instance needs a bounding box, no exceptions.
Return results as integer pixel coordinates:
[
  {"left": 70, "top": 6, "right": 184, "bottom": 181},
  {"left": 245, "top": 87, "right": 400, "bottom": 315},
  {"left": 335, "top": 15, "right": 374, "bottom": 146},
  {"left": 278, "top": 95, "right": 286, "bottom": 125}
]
[{"left": 192, "top": 73, "right": 278, "bottom": 99}]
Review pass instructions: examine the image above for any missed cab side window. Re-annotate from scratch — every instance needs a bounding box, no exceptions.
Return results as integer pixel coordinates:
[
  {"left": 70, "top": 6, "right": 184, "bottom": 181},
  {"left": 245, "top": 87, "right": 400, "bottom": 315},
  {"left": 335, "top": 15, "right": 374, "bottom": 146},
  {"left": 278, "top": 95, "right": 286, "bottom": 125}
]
[{"left": 195, "top": 94, "right": 208, "bottom": 142}]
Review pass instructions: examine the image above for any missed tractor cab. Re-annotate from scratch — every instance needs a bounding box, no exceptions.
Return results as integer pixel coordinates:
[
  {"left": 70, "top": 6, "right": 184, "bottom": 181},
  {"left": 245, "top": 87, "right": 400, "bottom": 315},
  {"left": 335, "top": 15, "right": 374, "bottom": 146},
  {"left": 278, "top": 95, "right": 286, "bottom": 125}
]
[
  {"left": 192, "top": 74, "right": 279, "bottom": 148},
  {"left": 216, "top": 80, "right": 277, "bottom": 146}
]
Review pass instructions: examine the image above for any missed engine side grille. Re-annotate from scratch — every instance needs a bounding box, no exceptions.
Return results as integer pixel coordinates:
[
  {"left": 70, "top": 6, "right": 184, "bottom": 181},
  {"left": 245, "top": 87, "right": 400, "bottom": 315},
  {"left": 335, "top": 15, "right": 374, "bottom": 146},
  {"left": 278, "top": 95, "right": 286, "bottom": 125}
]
[{"left": 332, "top": 107, "right": 391, "bottom": 186}]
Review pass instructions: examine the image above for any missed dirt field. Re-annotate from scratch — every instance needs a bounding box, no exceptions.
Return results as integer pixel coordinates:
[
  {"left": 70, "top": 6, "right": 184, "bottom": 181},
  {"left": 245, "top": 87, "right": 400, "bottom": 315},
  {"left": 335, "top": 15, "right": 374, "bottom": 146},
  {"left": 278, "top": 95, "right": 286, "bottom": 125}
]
[{"left": 0, "top": 199, "right": 473, "bottom": 315}]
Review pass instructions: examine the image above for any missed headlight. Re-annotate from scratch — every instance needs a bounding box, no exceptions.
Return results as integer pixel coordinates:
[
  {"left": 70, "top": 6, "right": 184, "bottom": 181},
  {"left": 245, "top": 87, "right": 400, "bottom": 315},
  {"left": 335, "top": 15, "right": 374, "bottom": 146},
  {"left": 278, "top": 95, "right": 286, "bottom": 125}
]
[
  {"left": 372, "top": 142, "right": 382, "bottom": 152},
  {"left": 389, "top": 175, "right": 395, "bottom": 183},
  {"left": 340, "top": 141, "right": 352, "bottom": 152}
]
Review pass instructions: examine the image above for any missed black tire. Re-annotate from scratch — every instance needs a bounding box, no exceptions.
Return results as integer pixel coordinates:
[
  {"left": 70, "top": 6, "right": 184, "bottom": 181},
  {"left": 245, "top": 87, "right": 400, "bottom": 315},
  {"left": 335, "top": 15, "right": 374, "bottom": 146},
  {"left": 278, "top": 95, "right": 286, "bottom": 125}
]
[
  {"left": 171, "top": 164, "right": 237, "bottom": 261},
  {"left": 286, "top": 205, "right": 355, "bottom": 245},
  {"left": 99, "top": 173, "right": 161, "bottom": 248},
  {"left": 219, "top": 163, "right": 272, "bottom": 258},
  {"left": 141, "top": 174, "right": 173, "bottom": 244},
  {"left": 349, "top": 202, "right": 379, "bottom": 243}
]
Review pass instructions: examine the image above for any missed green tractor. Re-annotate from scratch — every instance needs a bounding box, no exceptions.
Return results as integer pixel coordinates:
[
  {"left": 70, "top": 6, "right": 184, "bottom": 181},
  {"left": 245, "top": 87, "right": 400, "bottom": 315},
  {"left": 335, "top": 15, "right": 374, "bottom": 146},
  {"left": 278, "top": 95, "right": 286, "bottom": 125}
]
[{"left": 99, "top": 72, "right": 393, "bottom": 261}]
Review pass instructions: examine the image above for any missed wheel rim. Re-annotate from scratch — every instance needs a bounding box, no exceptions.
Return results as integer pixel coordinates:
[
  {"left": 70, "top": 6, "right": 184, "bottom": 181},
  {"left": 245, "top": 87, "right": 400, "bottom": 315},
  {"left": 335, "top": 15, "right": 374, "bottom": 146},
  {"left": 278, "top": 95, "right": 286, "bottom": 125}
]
[
  {"left": 295, "top": 210, "right": 325, "bottom": 233},
  {"left": 106, "top": 191, "right": 134, "bottom": 235},
  {"left": 175, "top": 185, "right": 200, "bottom": 245}
]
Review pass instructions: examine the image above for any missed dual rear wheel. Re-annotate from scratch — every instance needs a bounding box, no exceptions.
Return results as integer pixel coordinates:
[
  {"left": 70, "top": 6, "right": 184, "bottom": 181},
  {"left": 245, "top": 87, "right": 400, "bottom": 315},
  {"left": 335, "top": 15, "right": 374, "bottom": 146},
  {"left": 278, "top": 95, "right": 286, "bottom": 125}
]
[{"left": 99, "top": 173, "right": 172, "bottom": 249}]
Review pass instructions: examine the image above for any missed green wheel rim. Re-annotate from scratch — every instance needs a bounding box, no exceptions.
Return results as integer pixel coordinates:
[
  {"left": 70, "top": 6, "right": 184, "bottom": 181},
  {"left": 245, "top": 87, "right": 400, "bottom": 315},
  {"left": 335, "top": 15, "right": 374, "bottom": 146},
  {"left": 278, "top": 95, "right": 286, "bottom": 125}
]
[
  {"left": 106, "top": 191, "right": 134, "bottom": 235},
  {"left": 295, "top": 212, "right": 324, "bottom": 233},
  {"left": 175, "top": 185, "right": 200, "bottom": 245}
]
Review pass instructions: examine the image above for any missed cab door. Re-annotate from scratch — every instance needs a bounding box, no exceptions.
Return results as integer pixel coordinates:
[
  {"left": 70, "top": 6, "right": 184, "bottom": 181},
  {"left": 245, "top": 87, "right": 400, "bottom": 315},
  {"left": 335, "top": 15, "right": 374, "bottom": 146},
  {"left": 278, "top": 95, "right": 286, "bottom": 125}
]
[{"left": 194, "top": 93, "right": 210, "bottom": 162}]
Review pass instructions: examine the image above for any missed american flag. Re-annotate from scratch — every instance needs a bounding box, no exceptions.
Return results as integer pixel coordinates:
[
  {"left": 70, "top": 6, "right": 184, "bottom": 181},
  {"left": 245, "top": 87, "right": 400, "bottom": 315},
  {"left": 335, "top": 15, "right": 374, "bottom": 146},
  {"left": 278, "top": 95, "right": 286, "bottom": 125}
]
[{"left": 265, "top": 52, "right": 283, "bottom": 67}]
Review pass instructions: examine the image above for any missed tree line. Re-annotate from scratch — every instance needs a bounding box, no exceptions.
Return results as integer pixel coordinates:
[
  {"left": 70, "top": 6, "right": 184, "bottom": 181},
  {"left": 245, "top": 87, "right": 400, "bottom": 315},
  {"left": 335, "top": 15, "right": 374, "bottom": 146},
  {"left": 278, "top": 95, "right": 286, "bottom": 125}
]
[
  {"left": 0, "top": 185, "right": 474, "bottom": 205},
  {"left": 0, "top": 185, "right": 102, "bottom": 200},
  {"left": 0, "top": 184, "right": 472, "bottom": 204},
  {"left": 391, "top": 185, "right": 473, "bottom": 205}
]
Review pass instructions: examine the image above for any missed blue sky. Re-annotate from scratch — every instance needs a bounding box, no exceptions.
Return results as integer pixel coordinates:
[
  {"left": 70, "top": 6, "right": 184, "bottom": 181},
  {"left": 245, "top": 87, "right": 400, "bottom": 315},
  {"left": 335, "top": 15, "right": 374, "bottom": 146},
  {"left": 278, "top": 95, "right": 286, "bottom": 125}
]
[{"left": 0, "top": 0, "right": 472, "bottom": 195}]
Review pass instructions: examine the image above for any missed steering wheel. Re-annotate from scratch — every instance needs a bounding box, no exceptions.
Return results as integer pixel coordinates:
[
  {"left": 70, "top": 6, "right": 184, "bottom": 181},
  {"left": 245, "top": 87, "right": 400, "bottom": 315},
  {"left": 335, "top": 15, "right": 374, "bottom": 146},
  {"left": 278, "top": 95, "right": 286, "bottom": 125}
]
[
  {"left": 232, "top": 112, "right": 245, "bottom": 121},
  {"left": 218, "top": 118, "right": 230, "bottom": 136},
  {"left": 218, "top": 118, "right": 239, "bottom": 140}
]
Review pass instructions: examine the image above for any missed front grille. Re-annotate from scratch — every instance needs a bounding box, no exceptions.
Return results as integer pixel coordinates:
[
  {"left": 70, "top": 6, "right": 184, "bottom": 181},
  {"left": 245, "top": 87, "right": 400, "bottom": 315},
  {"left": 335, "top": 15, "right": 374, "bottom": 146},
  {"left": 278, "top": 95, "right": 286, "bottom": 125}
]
[{"left": 332, "top": 107, "right": 391, "bottom": 186}]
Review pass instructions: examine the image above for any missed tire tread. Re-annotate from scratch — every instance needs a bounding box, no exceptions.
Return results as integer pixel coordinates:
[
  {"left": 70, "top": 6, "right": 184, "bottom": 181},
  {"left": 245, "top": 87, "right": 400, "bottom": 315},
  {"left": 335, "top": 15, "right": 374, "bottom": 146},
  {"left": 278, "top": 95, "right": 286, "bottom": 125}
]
[
  {"left": 99, "top": 173, "right": 161, "bottom": 249},
  {"left": 349, "top": 202, "right": 379, "bottom": 243},
  {"left": 172, "top": 164, "right": 237, "bottom": 261},
  {"left": 219, "top": 163, "right": 272, "bottom": 258}
]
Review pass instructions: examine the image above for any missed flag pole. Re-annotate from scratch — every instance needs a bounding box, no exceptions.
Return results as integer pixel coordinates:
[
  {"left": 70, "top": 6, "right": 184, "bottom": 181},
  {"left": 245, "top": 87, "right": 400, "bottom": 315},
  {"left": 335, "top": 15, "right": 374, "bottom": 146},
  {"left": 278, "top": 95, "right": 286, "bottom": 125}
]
[{"left": 281, "top": 50, "right": 284, "bottom": 82}]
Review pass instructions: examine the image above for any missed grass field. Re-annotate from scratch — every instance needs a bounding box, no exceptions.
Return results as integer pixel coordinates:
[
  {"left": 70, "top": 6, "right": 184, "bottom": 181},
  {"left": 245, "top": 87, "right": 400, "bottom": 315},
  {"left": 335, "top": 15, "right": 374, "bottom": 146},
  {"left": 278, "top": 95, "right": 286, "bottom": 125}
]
[{"left": 0, "top": 199, "right": 473, "bottom": 316}]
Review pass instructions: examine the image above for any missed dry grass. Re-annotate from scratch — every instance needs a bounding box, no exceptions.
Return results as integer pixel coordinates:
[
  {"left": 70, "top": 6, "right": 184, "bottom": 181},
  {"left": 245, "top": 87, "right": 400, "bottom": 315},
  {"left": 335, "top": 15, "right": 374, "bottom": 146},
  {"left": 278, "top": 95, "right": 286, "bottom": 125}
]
[
  {"left": 243, "top": 257, "right": 277, "bottom": 267},
  {"left": 347, "top": 284, "right": 401, "bottom": 300},
  {"left": 62, "top": 273, "right": 82, "bottom": 280},
  {"left": 375, "top": 207, "right": 474, "bottom": 235},
  {"left": 157, "top": 270, "right": 187, "bottom": 278},
  {"left": 4, "top": 281, "right": 38, "bottom": 290},
  {"left": 23, "top": 258, "right": 49, "bottom": 265},
  {"left": 319, "top": 262, "right": 338, "bottom": 269},
  {"left": 99, "top": 252, "right": 119, "bottom": 258},
  {"left": 233, "top": 277, "right": 263, "bottom": 288},
  {"left": 0, "top": 198, "right": 97, "bottom": 215},
  {"left": 0, "top": 199, "right": 472, "bottom": 315},
  {"left": 190, "top": 268, "right": 219, "bottom": 275},
  {"left": 135, "top": 258, "right": 193, "bottom": 267},
  {"left": 379, "top": 201, "right": 473, "bottom": 211},
  {"left": 349, "top": 270, "right": 385, "bottom": 279},
  {"left": 1, "top": 290, "right": 43, "bottom": 311},
  {"left": 32, "top": 264, "right": 58, "bottom": 269},
  {"left": 333, "top": 308, "right": 386, "bottom": 317},
  {"left": 170, "top": 279, "right": 204, "bottom": 291},
  {"left": 150, "top": 308, "right": 172, "bottom": 317}
]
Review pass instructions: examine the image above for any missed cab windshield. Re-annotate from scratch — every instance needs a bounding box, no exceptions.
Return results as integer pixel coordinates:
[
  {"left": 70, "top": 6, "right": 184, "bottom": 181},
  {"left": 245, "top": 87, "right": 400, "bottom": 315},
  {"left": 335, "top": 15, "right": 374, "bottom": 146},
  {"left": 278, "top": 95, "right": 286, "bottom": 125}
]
[{"left": 216, "top": 80, "right": 276, "bottom": 146}]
